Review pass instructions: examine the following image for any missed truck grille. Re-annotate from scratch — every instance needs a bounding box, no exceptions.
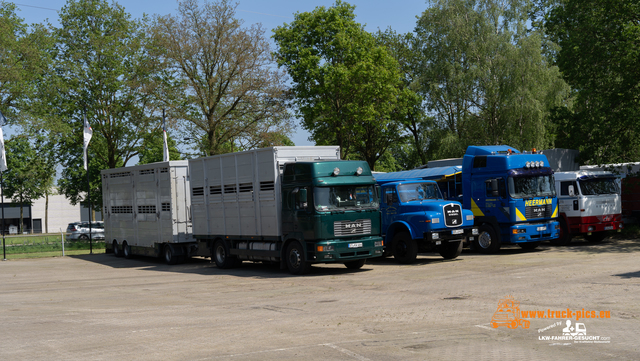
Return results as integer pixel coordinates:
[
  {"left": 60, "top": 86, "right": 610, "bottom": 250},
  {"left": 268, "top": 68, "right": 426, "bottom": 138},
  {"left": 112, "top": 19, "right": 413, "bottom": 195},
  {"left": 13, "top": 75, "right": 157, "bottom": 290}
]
[
  {"left": 525, "top": 204, "right": 552, "bottom": 219},
  {"left": 444, "top": 203, "right": 463, "bottom": 227},
  {"left": 334, "top": 219, "right": 371, "bottom": 236}
]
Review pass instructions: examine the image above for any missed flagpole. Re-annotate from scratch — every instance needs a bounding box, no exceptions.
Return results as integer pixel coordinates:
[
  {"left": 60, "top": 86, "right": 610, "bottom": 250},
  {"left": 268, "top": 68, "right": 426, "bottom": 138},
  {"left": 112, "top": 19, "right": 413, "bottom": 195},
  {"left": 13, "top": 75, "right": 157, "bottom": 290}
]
[
  {"left": 2, "top": 172, "right": 6, "bottom": 261},
  {"left": 0, "top": 112, "right": 7, "bottom": 261},
  {"left": 84, "top": 109, "right": 92, "bottom": 255}
]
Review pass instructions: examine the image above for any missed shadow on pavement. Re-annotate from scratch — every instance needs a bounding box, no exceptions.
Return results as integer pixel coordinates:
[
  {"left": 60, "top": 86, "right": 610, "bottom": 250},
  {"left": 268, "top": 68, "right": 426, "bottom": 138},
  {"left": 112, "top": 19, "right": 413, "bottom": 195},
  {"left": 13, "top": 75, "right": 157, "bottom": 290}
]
[{"left": 70, "top": 253, "right": 374, "bottom": 278}]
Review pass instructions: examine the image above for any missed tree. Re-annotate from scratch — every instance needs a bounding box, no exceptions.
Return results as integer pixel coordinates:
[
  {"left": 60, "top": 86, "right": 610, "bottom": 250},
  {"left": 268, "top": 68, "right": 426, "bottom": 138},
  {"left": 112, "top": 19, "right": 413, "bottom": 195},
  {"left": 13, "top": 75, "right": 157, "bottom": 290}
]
[
  {"left": 151, "top": 0, "right": 292, "bottom": 157},
  {"left": 273, "top": 1, "right": 411, "bottom": 169},
  {"left": 4, "top": 136, "right": 50, "bottom": 233},
  {"left": 414, "top": 0, "right": 569, "bottom": 156},
  {"left": 42, "top": 0, "right": 165, "bottom": 208},
  {"left": 0, "top": 2, "right": 53, "bottom": 121},
  {"left": 138, "top": 130, "right": 182, "bottom": 164},
  {"left": 546, "top": 0, "right": 640, "bottom": 164}
]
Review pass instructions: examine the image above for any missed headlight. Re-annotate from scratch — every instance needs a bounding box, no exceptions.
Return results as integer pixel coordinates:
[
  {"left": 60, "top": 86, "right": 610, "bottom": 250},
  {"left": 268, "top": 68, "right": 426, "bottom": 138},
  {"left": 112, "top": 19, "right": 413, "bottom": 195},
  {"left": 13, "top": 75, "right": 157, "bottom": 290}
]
[
  {"left": 374, "top": 241, "right": 384, "bottom": 247},
  {"left": 317, "top": 245, "right": 334, "bottom": 252},
  {"left": 466, "top": 215, "right": 474, "bottom": 221},
  {"left": 432, "top": 218, "right": 440, "bottom": 224},
  {"left": 432, "top": 233, "right": 439, "bottom": 239}
]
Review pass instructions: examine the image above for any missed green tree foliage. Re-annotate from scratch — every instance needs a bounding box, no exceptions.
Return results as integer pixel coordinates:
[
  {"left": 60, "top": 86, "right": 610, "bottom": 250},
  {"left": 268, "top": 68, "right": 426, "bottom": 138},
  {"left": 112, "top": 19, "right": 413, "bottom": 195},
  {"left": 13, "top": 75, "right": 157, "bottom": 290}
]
[
  {"left": 273, "top": 1, "right": 412, "bottom": 169},
  {"left": 45, "top": 0, "right": 164, "bottom": 207},
  {"left": 0, "top": 1, "right": 53, "bottom": 120},
  {"left": 137, "top": 130, "right": 182, "bottom": 164},
  {"left": 4, "top": 135, "right": 51, "bottom": 233},
  {"left": 546, "top": 0, "right": 640, "bottom": 164},
  {"left": 414, "top": 0, "right": 569, "bottom": 157},
  {"left": 150, "top": 0, "right": 292, "bottom": 157}
]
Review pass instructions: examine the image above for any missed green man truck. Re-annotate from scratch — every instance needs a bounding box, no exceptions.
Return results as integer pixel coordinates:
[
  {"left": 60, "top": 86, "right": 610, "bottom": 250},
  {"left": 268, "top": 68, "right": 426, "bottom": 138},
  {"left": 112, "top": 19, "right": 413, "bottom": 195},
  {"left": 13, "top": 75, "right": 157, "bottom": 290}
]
[{"left": 103, "top": 146, "right": 384, "bottom": 275}]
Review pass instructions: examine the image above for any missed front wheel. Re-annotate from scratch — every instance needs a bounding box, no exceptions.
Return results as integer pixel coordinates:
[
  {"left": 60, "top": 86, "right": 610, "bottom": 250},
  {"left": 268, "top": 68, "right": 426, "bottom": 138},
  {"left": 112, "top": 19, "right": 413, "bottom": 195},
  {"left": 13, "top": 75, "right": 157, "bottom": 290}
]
[
  {"left": 551, "top": 218, "right": 572, "bottom": 246},
  {"left": 473, "top": 225, "right": 501, "bottom": 254},
  {"left": 286, "top": 241, "right": 311, "bottom": 275},
  {"left": 438, "top": 240, "right": 463, "bottom": 260},
  {"left": 392, "top": 232, "right": 418, "bottom": 264},
  {"left": 344, "top": 259, "right": 366, "bottom": 269}
]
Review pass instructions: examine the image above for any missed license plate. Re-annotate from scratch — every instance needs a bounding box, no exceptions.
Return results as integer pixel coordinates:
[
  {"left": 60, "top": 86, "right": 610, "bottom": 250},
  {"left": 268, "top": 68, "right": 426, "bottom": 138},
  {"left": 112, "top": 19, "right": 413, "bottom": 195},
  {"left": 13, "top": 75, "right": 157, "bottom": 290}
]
[
  {"left": 537, "top": 226, "right": 546, "bottom": 231},
  {"left": 348, "top": 242, "right": 363, "bottom": 248},
  {"left": 435, "top": 241, "right": 441, "bottom": 245},
  {"left": 452, "top": 229, "right": 464, "bottom": 235},
  {"left": 604, "top": 226, "right": 614, "bottom": 231}
]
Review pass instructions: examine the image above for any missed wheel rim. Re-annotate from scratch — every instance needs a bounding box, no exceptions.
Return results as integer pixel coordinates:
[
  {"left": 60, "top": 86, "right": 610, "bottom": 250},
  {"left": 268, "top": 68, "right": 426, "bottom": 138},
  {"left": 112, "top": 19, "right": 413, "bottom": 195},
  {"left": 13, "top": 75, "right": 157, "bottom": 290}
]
[
  {"left": 113, "top": 241, "right": 118, "bottom": 255},
  {"left": 215, "top": 245, "right": 226, "bottom": 264},
  {"left": 478, "top": 231, "right": 492, "bottom": 249},
  {"left": 165, "top": 248, "right": 172, "bottom": 262},
  {"left": 289, "top": 247, "right": 301, "bottom": 269},
  {"left": 395, "top": 239, "right": 408, "bottom": 257},
  {"left": 124, "top": 245, "right": 128, "bottom": 256}
]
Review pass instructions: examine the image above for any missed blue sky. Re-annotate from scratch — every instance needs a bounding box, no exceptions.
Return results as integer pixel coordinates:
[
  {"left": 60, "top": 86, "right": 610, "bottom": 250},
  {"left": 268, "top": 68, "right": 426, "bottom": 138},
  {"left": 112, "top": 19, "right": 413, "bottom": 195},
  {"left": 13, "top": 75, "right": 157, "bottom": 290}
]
[{"left": 14, "top": 0, "right": 429, "bottom": 146}]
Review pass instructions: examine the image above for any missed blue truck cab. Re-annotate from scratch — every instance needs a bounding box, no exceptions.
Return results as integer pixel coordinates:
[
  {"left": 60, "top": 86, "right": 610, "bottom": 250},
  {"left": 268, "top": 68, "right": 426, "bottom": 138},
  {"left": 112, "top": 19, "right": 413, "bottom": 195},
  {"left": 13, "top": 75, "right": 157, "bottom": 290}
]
[
  {"left": 373, "top": 175, "right": 478, "bottom": 263},
  {"left": 460, "top": 145, "right": 560, "bottom": 252}
]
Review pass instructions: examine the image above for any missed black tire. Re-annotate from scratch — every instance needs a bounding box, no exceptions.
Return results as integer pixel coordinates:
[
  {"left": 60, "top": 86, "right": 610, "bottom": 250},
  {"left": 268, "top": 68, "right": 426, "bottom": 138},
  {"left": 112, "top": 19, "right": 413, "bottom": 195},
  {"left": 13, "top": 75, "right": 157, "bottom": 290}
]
[
  {"left": 113, "top": 241, "right": 122, "bottom": 257},
  {"left": 473, "top": 225, "right": 501, "bottom": 254},
  {"left": 519, "top": 241, "right": 541, "bottom": 250},
  {"left": 164, "top": 244, "right": 178, "bottom": 265},
  {"left": 79, "top": 234, "right": 89, "bottom": 240},
  {"left": 438, "top": 240, "right": 463, "bottom": 260},
  {"left": 344, "top": 259, "right": 366, "bottom": 269},
  {"left": 123, "top": 242, "right": 132, "bottom": 259},
  {"left": 392, "top": 231, "right": 418, "bottom": 264},
  {"left": 381, "top": 246, "right": 392, "bottom": 258},
  {"left": 551, "top": 218, "right": 572, "bottom": 246},
  {"left": 212, "top": 239, "right": 237, "bottom": 269},
  {"left": 584, "top": 232, "right": 606, "bottom": 243},
  {"left": 285, "top": 241, "right": 311, "bottom": 275}
]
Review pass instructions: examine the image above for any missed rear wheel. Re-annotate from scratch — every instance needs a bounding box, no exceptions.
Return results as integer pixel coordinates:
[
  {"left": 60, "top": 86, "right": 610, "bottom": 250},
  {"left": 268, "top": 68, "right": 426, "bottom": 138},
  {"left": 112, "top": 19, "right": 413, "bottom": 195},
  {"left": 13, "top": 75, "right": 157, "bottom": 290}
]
[
  {"left": 123, "top": 242, "right": 132, "bottom": 259},
  {"left": 285, "top": 241, "right": 311, "bottom": 275},
  {"left": 519, "top": 241, "right": 540, "bottom": 250},
  {"left": 392, "top": 232, "right": 418, "bottom": 264},
  {"left": 213, "top": 239, "right": 238, "bottom": 269},
  {"left": 584, "top": 232, "right": 606, "bottom": 243},
  {"left": 438, "top": 240, "right": 463, "bottom": 260},
  {"left": 551, "top": 218, "right": 572, "bottom": 246},
  {"left": 164, "top": 244, "right": 178, "bottom": 265},
  {"left": 113, "top": 241, "right": 122, "bottom": 257},
  {"left": 344, "top": 259, "right": 366, "bottom": 269},
  {"left": 79, "top": 234, "right": 89, "bottom": 240},
  {"left": 474, "top": 225, "right": 501, "bottom": 254}
]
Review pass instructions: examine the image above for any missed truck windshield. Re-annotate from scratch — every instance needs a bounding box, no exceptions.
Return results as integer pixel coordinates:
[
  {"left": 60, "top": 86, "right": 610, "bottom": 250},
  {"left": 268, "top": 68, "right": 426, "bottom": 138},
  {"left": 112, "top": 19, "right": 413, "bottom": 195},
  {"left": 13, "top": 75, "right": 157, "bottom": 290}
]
[
  {"left": 314, "top": 185, "right": 378, "bottom": 211},
  {"left": 397, "top": 183, "right": 442, "bottom": 202},
  {"left": 508, "top": 175, "right": 556, "bottom": 199},
  {"left": 579, "top": 178, "right": 619, "bottom": 195}
]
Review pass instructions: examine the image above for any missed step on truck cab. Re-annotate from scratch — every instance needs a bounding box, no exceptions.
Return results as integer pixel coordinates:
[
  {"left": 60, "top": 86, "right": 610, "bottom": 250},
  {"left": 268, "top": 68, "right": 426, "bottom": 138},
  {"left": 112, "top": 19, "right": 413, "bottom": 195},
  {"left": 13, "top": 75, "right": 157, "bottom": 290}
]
[
  {"left": 460, "top": 145, "right": 560, "bottom": 252},
  {"left": 373, "top": 173, "right": 478, "bottom": 264},
  {"left": 553, "top": 170, "right": 623, "bottom": 245},
  {"left": 189, "top": 146, "right": 384, "bottom": 275}
]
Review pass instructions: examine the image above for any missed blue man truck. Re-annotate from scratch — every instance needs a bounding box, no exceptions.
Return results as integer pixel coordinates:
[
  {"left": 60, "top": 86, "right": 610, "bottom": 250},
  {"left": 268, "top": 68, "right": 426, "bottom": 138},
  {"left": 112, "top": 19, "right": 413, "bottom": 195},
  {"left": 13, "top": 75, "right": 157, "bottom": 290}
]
[
  {"left": 373, "top": 173, "right": 478, "bottom": 263},
  {"left": 422, "top": 146, "right": 560, "bottom": 253}
]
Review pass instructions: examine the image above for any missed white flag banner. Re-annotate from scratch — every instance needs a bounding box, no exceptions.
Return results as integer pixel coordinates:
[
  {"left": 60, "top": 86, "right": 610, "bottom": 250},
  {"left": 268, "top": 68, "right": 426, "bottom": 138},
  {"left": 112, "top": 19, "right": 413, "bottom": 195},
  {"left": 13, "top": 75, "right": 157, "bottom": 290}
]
[
  {"left": 162, "top": 111, "right": 169, "bottom": 162},
  {"left": 83, "top": 113, "right": 93, "bottom": 171},
  {"left": 0, "top": 111, "right": 7, "bottom": 172}
]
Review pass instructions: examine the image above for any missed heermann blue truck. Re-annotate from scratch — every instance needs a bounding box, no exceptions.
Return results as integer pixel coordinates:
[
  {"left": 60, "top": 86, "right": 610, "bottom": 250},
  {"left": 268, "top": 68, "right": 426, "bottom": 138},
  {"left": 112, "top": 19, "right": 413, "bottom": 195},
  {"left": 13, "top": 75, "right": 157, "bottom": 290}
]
[
  {"left": 420, "top": 145, "right": 560, "bottom": 253},
  {"left": 372, "top": 173, "right": 478, "bottom": 263}
]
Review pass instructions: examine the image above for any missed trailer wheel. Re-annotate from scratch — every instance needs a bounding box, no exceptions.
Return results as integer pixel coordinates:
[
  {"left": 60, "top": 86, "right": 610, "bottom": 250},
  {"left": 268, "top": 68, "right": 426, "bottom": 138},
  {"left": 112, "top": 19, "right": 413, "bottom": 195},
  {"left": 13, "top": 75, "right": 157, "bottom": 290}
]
[
  {"left": 438, "top": 240, "right": 463, "bottom": 260},
  {"left": 113, "top": 241, "right": 122, "bottom": 258},
  {"left": 164, "top": 244, "right": 178, "bottom": 265},
  {"left": 392, "top": 232, "right": 418, "bottom": 264},
  {"left": 551, "top": 218, "right": 572, "bottom": 246},
  {"left": 213, "top": 240, "right": 237, "bottom": 269},
  {"left": 285, "top": 241, "right": 311, "bottom": 275},
  {"left": 474, "top": 225, "right": 501, "bottom": 254},
  {"left": 519, "top": 241, "right": 540, "bottom": 250},
  {"left": 123, "top": 242, "right": 132, "bottom": 259},
  {"left": 344, "top": 259, "right": 366, "bottom": 269},
  {"left": 584, "top": 232, "right": 606, "bottom": 243}
]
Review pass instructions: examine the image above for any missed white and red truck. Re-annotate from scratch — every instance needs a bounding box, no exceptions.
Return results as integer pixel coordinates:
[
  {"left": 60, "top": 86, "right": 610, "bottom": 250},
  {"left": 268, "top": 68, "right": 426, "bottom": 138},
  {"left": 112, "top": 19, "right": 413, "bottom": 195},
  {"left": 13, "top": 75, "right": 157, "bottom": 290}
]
[{"left": 553, "top": 170, "right": 623, "bottom": 245}]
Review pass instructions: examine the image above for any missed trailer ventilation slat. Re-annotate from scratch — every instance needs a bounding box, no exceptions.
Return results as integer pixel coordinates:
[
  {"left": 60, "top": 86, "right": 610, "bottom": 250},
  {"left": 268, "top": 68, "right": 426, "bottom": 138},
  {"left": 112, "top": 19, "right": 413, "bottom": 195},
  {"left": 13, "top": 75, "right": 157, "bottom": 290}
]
[
  {"left": 260, "top": 181, "right": 275, "bottom": 191},
  {"left": 110, "top": 172, "right": 131, "bottom": 178},
  {"left": 138, "top": 205, "right": 156, "bottom": 214},
  {"left": 210, "top": 186, "right": 222, "bottom": 195},
  {"left": 192, "top": 187, "right": 204, "bottom": 196},
  {"left": 140, "top": 169, "right": 155, "bottom": 175},
  {"left": 161, "top": 203, "right": 170, "bottom": 212},
  {"left": 334, "top": 219, "right": 371, "bottom": 236},
  {"left": 112, "top": 206, "right": 133, "bottom": 214},
  {"left": 224, "top": 185, "right": 237, "bottom": 194}
]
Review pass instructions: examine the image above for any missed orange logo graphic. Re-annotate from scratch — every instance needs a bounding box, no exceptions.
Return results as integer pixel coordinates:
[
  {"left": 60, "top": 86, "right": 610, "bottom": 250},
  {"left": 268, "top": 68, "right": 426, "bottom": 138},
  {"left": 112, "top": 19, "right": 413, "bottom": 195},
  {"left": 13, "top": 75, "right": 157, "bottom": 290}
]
[{"left": 491, "top": 296, "right": 530, "bottom": 329}]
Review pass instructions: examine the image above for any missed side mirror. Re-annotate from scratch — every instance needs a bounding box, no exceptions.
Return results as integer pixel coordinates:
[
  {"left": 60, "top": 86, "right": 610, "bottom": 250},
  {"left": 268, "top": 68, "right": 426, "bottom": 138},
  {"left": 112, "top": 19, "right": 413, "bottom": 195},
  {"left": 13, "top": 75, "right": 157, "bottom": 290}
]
[
  {"left": 490, "top": 179, "right": 499, "bottom": 197},
  {"left": 568, "top": 185, "right": 575, "bottom": 197}
]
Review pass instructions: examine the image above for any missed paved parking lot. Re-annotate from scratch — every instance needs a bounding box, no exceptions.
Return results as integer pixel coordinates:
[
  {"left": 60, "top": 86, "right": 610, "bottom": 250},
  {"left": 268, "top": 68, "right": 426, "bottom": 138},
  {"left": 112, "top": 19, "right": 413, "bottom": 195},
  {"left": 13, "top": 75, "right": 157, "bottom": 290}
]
[{"left": 1, "top": 236, "right": 639, "bottom": 360}]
